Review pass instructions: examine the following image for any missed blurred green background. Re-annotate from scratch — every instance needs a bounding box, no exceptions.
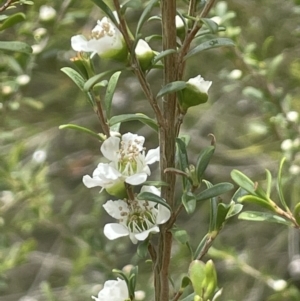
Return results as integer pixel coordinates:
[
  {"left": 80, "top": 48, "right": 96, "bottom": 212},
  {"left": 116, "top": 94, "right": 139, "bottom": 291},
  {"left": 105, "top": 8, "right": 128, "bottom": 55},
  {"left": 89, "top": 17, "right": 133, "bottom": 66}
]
[{"left": 1, "top": 0, "right": 300, "bottom": 300}]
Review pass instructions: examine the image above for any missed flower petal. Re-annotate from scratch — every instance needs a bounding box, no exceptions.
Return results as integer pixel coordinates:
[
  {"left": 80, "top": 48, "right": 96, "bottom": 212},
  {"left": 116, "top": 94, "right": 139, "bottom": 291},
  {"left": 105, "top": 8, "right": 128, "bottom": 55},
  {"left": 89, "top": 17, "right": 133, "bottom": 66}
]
[
  {"left": 71, "top": 35, "right": 91, "bottom": 52},
  {"left": 135, "top": 226, "right": 160, "bottom": 241},
  {"left": 126, "top": 173, "right": 147, "bottom": 185},
  {"left": 101, "top": 136, "right": 120, "bottom": 161},
  {"left": 103, "top": 200, "right": 129, "bottom": 219},
  {"left": 156, "top": 204, "right": 171, "bottom": 224},
  {"left": 141, "top": 185, "right": 160, "bottom": 196},
  {"left": 104, "top": 223, "right": 129, "bottom": 240},
  {"left": 82, "top": 175, "right": 102, "bottom": 188},
  {"left": 145, "top": 147, "right": 160, "bottom": 164}
]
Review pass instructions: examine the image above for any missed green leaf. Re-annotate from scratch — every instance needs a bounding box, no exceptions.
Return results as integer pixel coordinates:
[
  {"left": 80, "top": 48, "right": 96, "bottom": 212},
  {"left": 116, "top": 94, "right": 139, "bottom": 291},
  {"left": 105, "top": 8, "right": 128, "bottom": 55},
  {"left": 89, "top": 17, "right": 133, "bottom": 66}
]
[
  {"left": 84, "top": 69, "right": 120, "bottom": 91},
  {"left": 277, "top": 157, "right": 288, "bottom": 211},
  {"left": 238, "top": 195, "right": 277, "bottom": 212},
  {"left": 104, "top": 71, "right": 121, "bottom": 119},
  {"left": 184, "top": 38, "right": 235, "bottom": 60},
  {"left": 200, "top": 18, "right": 219, "bottom": 34},
  {"left": 153, "top": 49, "right": 177, "bottom": 65},
  {"left": 293, "top": 203, "right": 300, "bottom": 225},
  {"left": 137, "top": 239, "right": 149, "bottom": 258},
  {"left": 231, "top": 169, "right": 256, "bottom": 195},
  {"left": 59, "top": 124, "right": 104, "bottom": 141},
  {"left": 189, "top": 260, "right": 206, "bottom": 296},
  {"left": 196, "top": 145, "right": 215, "bottom": 182},
  {"left": 0, "top": 41, "right": 32, "bottom": 54},
  {"left": 172, "top": 228, "right": 190, "bottom": 244},
  {"left": 157, "top": 81, "right": 187, "bottom": 98},
  {"left": 238, "top": 211, "right": 291, "bottom": 226},
  {"left": 265, "top": 169, "right": 272, "bottom": 198},
  {"left": 61, "top": 67, "right": 85, "bottom": 91},
  {"left": 120, "top": 0, "right": 142, "bottom": 13},
  {"left": 91, "top": 0, "right": 117, "bottom": 24},
  {"left": 180, "top": 275, "right": 191, "bottom": 291},
  {"left": 176, "top": 138, "right": 189, "bottom": 190},
  {"left": 109, "top": 113, "right": 158, "bottom": 131},
  {"left": 226, "top": 203, "right": 243, "bottom": 219},
  {"left": 0, "top": 13, "right": 25, "bottom": 31},
  {"left": 231, "top": 187, "right": 248, "bottom": 203},
  {"left": 182, "top": 192, "right": 197, "bottom": 214},
  {"left": 142, "top": 180, "right": 169, "bottom": 187},
  {"left": 137, "top": 192, "right": 171, "bottom": 211},
  {"left": 194, "top": 234, "right": 209, "bottom": 260},
  {"left": 136, "top": 0, "right": 159, "bottom": 36},
  {"left": 215, "top": 203, "right": 231, "bottom": 230},
  {"left": 195, "top": 183, "right": 234, "bottom": 202}
]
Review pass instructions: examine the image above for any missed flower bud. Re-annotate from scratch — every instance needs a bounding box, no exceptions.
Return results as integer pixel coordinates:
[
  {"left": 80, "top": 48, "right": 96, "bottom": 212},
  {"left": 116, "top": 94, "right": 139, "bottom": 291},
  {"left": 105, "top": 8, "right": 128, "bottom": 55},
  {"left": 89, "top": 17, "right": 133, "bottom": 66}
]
[
  {"left": 179, "top": 75, "right": 212, "bottom": 112},
  {"left": 135, "top": 39, "right": 155, "bottom": 71}
]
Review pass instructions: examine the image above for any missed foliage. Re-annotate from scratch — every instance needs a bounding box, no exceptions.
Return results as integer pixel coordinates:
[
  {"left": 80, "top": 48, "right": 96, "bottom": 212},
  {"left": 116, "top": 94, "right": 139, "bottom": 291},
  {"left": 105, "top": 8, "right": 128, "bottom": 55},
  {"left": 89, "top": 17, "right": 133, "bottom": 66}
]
[{"left": 1, "top": 0, "right": 300, "bottom": 301}]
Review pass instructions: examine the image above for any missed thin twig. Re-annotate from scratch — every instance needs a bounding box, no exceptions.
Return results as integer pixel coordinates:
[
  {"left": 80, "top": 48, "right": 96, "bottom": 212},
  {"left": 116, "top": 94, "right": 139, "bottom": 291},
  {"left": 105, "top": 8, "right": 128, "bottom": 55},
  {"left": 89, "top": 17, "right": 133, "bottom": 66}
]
[
  {"left": 112, "top": 0, "right": 164, "bottom": 127},
  {"left": 94, "top": 95, "right": 110, "bottom": 137},
  {"left": 0, "top": 0, "right": 15, "bottom": 12}
]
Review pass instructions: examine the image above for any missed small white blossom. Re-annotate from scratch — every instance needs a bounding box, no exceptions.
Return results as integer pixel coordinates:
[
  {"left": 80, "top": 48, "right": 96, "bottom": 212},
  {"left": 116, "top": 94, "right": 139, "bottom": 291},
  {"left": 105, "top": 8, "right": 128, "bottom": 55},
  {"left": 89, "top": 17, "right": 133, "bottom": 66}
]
[
  {"left": 83, "top": 133, "right": 159, "bottom": 193},
  {"left": 286, "top": 111, "right": 299, "bottom": 123},
  {"left": 267, "top": 279, "right": 287, "bottom": 291},
  {"left": 229, "top": 69, "right": 242, "bottom": 79},
  {"left": 281, "top": 139, "right": 293, "bottom": 151},
  {"left": 92, "top": 278, "right": 128, "bottom": 301},
  {"left": 32, "top": 150, "right": 47, "bottom": 163},
  {"left": 103, "top": 186, "right": 171, "bottom": 244},
  {"left": 39, "top": 5, "right": 56, "bottom": 22},
  {"left": 71, "top": 17, "right": 126, "bottom": 60},
  {"left": 16, "top": 75, "right": 30, "bottom": 86},
  {"left": 175, "top": 15, "right": 185, "bottom": 29}
]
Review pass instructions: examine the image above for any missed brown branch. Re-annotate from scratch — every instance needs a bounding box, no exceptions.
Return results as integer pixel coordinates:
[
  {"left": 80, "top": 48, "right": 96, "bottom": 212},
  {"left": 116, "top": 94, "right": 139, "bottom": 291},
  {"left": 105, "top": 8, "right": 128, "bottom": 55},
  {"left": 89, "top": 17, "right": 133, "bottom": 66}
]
[{"left": 0, "top": 0, "right": 15, "bottom": 12}]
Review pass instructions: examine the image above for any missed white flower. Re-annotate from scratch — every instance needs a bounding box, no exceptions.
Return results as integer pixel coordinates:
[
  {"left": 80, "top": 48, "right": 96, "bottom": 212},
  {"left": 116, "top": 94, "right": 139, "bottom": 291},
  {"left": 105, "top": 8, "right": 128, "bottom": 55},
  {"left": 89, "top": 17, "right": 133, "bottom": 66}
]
[
  {"left": 286, "top": 111, "right": 299, "bottom": 123},
  {"left": 281, "top": 139, "right": 293, "bottom": 151},
  {"left": 39, "top": 5, "right": 56, "bottom": 22},
  {"left": 32, "top": 150, "right": 47, "bottom": 163},
  {"left": 71, "top": 17, "right": 127, "bottom": 60},
  {"left": 103, "top": 186, "right": 171, "bottom": 244},
  {"left": 83, "top": 133, "right": 159, "bottom": 194},
  {"left": 92, "top": 278, "right": 128, "bottom": 301}
]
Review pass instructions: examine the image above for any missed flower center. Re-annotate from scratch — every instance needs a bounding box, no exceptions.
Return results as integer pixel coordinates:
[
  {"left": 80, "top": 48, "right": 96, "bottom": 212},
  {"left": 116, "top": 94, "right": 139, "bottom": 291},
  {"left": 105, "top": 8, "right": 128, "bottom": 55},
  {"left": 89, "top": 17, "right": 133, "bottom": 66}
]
[
  {"left": 120, "top": 199, "right": 156, "bottom": 233},
  {"left": 117, "top": 139, "right": 145, "bottom": 175},
  {"left": 91, "top": 21, "right": 115, "bottom": 40}
]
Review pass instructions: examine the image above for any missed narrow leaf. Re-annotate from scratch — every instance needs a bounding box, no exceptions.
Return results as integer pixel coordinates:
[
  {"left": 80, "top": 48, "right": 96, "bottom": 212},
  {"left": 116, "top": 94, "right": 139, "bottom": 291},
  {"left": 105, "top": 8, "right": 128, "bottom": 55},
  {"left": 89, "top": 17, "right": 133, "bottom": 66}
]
[
  {"left": 59, "top": 124, "right": 104, "bottom": 141},
  {"left": 238, "top": 211, "right": 291, "bottom": 226},
  {"left": 91, "top": 0, "right": 117, "bottom": 24},
  {"left": 185, "top": 38, "right": 235, "bottom": 60},
  {"left": 61, "top": 67, "right": 85, "bottom": 91},
  {"left": 231, "top": 187, "right": 248, "bottom": 203},
  {"left": 238, "top": 195, "right": 276, "bottom": 212},
  {"left": 136, "top": 0, "right": 158, "bottom": 36},
  {"left": 157, "top": 81, "right": 186, "bottom": 98},
  {"left": 153, "top": 49, "right": 177, "bottom": 65},
  {"left": 84, "top": 69, "right": 120, "bottom": 91},
  {"left": 137, "top": 192, "right": 171, "bottom": 211},
  {"left": 215, "top": 203, "right": 231, "bottom": 230},
  {"left": 0, "top": 13, "right": 25, "bottom": 31},
  {"left": 200, "top": 18, "right": 219, "bottom": 34},
  {"left": 194, "top": 234, "right": 209, "bottom": 260},
  {"left": 231, "top": 169, "right": 256, "bottom": 195},
  {"left": 172, "top": 228, "right": 190, "bottom": 244},
  {"left": 196, "top": 145, "right": 215, "bottom": 182},
  {"left": 0, "top": 41, "right": 32, "bottom": 54},
  {"left": 176, "top": 138, "right": 189, "bottom": 190},
  {"left": 104, "top": 71, "right": 121, "bottom": 119},
  {"left": 226, "top": 203, "right": 243, "bottom": 219},
  {"left": 182, "top": 192, "right": 196, "bottom": 214},
  {"left": 277, "top": 157, "right": 288, "bottom": 210},
  {"left": 195, "top": 183, "right": 234, "bottom": 202},
  {"left": 109, "top": 113, "right": 158, "bottom": 131},
  {"left": 293, "top": 203, "right": 300, "bottom": 225},
  {"left": 265, "top": 169, "right": 272, "bottom": 198}
]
